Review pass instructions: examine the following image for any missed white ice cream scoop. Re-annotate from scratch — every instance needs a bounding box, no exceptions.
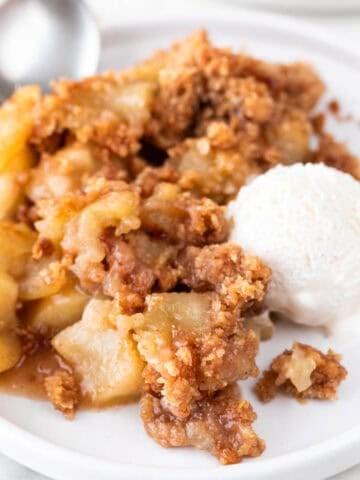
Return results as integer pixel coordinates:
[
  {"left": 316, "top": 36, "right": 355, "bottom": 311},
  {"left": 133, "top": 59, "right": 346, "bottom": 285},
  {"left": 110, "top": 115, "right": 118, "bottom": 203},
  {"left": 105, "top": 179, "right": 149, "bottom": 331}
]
[{"left": 228, "top": 163, "right": 360, "bottom": 332}]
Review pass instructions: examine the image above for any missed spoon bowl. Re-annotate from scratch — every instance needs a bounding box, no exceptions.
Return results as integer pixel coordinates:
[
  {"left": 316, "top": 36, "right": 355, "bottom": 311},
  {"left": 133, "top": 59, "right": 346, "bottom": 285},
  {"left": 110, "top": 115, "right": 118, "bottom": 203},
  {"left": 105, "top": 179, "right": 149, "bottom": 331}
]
[{"left": 0, "top": 0, "right": 100, "bottom": 101}]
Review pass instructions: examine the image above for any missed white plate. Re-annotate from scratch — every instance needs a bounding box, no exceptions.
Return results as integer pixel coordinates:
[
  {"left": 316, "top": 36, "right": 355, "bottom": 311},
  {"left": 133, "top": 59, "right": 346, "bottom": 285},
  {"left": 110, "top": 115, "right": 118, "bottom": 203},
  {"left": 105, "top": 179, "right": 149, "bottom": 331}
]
[{"left": 1, "top": 4, "right": 360, "bottom": 480}]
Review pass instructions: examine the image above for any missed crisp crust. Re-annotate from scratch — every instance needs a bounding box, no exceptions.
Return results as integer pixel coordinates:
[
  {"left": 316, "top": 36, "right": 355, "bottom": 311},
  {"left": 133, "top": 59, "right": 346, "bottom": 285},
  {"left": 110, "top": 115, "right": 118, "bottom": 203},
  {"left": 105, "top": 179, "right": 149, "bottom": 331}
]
[
  {"left": 255, "top": 342, "right": 347, "bottom": 402},
  {"left": 141, "top": 384, "right": 265, "bottom": 465},
  {"left": 177, "top": 243, "right": 271, "bottom": 309},
  {"left": 137, "top": 243, "right": 270, "bottom": 463},
  {"left": 27, "top": 29, "right": 359, "bottom": 208},
  {"left": 44, "top": 369, "right": 79, "bottom": 419},
  {"left": 141, "top": 318, "right": 260, "bottom": 418},
  {"left": 30, "top": 74, "right": 150, "bottom": 158},
  {"left": 137, "top": 243, "right": 270, "bottom": 418}
]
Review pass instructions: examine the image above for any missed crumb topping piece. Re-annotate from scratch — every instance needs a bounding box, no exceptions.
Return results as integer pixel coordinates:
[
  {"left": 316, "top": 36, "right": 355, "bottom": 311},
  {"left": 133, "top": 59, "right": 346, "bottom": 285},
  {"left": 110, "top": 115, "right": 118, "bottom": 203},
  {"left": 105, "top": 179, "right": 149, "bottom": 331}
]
[
  {"left": 255, "top": 342, "right": 347, "bottom": 403},
  {"left": 141, "top": 384, "right": 265, "bottom": 465},
  {"left": 44, "top": 369, "right": 79, "bottom": 419}
]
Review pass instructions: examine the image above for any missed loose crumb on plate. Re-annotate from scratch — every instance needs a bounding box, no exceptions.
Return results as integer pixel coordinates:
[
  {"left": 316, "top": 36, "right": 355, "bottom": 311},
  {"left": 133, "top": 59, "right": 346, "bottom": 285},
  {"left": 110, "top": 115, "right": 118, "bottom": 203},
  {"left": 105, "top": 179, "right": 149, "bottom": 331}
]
[
  {"left": 44, "top": 369, "right": 79, "bottom": 419},
  {"left": 328, "top": 99, "right": 340, "bottom": 115},
  {"left": 255, "top": 342, "right": 347, "bottom": 403}
]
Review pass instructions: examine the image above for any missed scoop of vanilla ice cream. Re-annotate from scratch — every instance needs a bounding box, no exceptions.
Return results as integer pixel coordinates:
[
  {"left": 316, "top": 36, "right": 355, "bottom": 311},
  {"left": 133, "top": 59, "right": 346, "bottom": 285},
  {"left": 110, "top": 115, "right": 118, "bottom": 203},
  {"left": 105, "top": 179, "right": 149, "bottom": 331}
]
[{"left": 227, "top": 163, "right": 360, "bottom": 331}]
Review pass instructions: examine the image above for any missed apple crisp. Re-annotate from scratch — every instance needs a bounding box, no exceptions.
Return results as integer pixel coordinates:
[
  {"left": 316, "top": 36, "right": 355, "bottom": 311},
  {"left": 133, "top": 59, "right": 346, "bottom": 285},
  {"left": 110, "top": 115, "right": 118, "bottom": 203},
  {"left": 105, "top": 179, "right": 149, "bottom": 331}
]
[
  {"left": 0, "top": 30, "right": 353, "bottom": 464},
  {"left": 256, "top": 343, "right": 347, "bottom": 403}
]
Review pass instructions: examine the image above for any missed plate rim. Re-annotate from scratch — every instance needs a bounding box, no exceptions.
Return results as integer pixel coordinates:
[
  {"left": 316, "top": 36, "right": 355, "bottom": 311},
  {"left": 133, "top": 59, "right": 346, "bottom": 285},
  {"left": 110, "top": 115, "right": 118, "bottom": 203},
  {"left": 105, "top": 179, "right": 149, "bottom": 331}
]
[
  {"left": 1, "top": 411, "right": 360, "bottom": 480},
  {"left": 1, "top": 5, "right": 360, "bottom": 480}
]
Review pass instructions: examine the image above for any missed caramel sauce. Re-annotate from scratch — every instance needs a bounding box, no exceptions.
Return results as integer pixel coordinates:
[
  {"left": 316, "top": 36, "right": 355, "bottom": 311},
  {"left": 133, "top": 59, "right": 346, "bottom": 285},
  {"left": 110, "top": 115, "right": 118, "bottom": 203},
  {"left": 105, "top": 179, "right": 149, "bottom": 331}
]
[
  {"left": 0, "top": 345, "right": 70, "bottom": 401},
  {"left": 0, "top": 343, "right": 139, "bottom": 410}
]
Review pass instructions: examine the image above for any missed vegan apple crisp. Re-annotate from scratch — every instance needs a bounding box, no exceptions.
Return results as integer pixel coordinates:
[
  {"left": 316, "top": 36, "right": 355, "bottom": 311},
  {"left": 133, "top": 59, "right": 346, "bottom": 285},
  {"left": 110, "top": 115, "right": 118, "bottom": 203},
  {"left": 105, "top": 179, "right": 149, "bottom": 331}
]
[{"left": 0, "top": 30, "right": 350, "bottom": 464}]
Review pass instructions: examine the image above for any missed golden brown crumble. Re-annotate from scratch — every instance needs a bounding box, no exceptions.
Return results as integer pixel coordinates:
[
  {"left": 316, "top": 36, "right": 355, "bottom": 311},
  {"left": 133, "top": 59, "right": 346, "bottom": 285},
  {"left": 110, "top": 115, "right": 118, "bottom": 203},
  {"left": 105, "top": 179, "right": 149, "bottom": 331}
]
[
  {"left": 138, "top": 293, "right": 261, "bottom": 418},
  {"left": 44, "top": 369, "right": 79, "bottom": 419},
  {"left": 177, "top": 243, "right": 270, "bottom": 309},
  {"left": 255, "top": 342, "right": 347, "bottom": 403},
  {"left": 131, "top": 242, "right": 270, "bottom": 459},
  {"left": 27, "top": 30, "right": 358, "bottom": 207},
  {"left": 140, "top": 184, "right": 229, "bottom": 246},
  {"left": 101, "top": 230, "right": 181, "bottom": 313},
  {"left": 141, "top": 384, "right": 265, "bottom": 465}
]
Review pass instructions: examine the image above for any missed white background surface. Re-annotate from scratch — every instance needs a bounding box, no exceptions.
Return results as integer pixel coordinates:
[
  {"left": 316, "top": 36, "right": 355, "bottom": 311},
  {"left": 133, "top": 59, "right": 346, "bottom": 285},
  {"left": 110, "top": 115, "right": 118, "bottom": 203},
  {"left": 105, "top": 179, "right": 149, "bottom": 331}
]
[{"left": 0, "top": 0, "right": 360, "bottom": 479}]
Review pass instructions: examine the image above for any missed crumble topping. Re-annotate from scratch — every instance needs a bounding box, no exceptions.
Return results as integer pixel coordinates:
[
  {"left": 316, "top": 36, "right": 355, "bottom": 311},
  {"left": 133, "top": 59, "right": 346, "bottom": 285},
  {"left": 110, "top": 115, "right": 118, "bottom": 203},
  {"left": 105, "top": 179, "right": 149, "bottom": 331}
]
[
  {"left": 141, "top": 384, "right": 265, "bottom": 465},
  {"left": 256, "top": 342, "right": 347, "bottom": 403},
  {"left": 44, "top": 369, "right": 79, "bottom": 419}
]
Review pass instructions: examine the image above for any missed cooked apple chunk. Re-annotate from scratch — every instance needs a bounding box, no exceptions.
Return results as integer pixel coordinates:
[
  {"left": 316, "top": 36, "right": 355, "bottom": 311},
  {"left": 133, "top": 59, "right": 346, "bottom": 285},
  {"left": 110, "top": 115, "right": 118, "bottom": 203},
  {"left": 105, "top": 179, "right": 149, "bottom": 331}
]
[
  {"left": 0, "top": 86, "right": 39, "bottom": 217},
  {"left": 52, "top": 299, "right": 145, "bottom": 405},
  {"left": 0, "top": 271, "right": 18, "bottom": 331},
  {"left": 26, "top": 281, "right": 89, "bottom": 334},
  {"left": 0, "top": 330, "right": 22, "bottom": 373},
  {"left": 0, "top": 86, "right": 38, "bottom": 175},
  {"left": 18, "top": 256, "right": 66, "bottom": 301},
  {"left": 62, "top": 184, "right": 140, "bottom": 291},
  {"left": 26, "top": 143, "right": 99, "bottom": 203},
  {"left": 0, "top": 173, "right": 26, "bottom": 220},
  {"left": 0, "top": 221, "right": 36, "bottom": 278},
  {"left": 0, "top": 270, "right": 23, "bottom": 372},
  {"left": 169, "top": 124, "right": 260, "bottom": 204}
]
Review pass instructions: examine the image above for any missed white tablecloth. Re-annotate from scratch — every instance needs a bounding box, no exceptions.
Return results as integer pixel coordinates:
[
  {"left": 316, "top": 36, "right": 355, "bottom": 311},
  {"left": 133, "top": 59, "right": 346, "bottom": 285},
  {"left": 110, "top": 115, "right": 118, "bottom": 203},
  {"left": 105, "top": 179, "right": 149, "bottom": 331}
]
[{"left": 0, "top": 1, "right": 359, "bottom": 478}]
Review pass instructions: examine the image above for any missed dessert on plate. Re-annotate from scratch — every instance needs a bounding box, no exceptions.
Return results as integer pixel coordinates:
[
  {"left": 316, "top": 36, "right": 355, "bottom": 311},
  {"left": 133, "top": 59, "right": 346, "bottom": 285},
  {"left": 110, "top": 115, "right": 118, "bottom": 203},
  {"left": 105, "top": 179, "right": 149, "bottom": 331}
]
[{"left": 0, "top": 30, "right": 352, "bottom": 464}]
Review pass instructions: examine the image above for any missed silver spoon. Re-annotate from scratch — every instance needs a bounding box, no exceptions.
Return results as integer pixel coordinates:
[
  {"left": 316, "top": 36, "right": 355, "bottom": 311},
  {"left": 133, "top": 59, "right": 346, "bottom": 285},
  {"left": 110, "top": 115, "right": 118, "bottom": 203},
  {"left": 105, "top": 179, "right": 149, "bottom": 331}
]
[{"left": 0, "top": 0, "right": 100, "bottom": 102}]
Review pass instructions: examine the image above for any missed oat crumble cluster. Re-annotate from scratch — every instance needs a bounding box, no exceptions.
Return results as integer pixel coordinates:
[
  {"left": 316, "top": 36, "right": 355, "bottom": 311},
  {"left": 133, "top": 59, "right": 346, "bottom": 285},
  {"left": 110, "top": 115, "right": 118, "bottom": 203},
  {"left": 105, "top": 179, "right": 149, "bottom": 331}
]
[
  {"left": 256, "top": 342, "right": 347, "bottom": 403},
  {"left": 0, "top": 31, "right": 350, "bottom": 464}
]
